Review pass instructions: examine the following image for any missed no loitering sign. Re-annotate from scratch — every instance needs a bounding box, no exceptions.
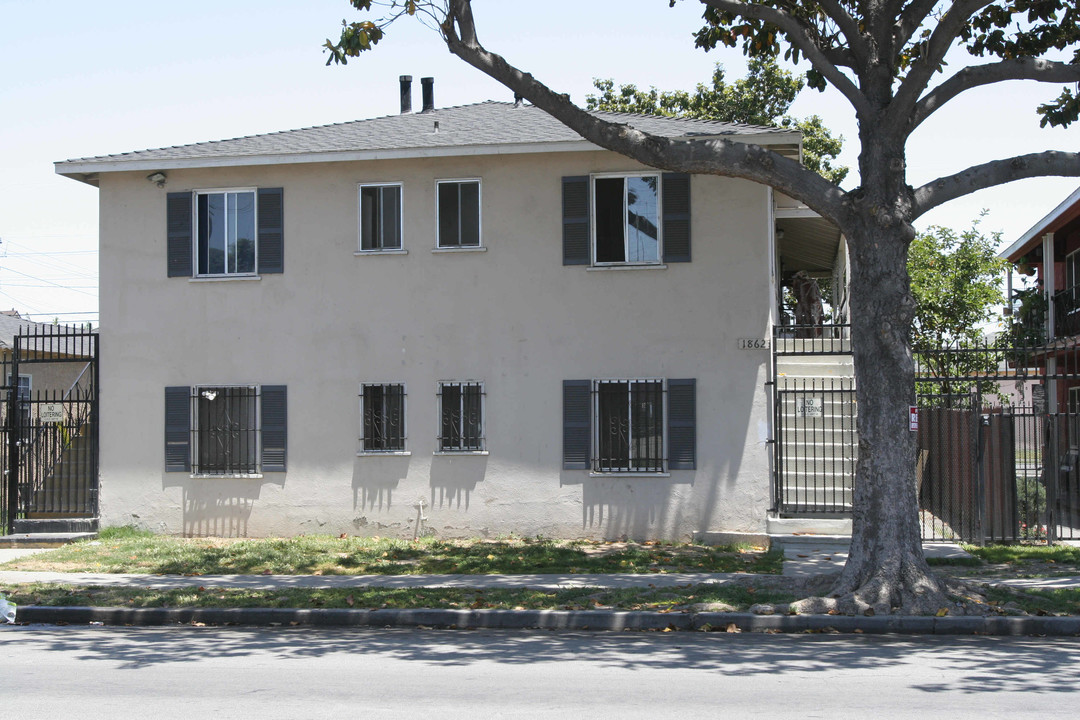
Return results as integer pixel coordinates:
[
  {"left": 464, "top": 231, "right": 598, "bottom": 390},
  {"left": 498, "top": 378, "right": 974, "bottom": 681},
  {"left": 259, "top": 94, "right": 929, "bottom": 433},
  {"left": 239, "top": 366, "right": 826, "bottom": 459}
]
[{"left": 40, "top": 403, "right": 64, "bottom": 423}]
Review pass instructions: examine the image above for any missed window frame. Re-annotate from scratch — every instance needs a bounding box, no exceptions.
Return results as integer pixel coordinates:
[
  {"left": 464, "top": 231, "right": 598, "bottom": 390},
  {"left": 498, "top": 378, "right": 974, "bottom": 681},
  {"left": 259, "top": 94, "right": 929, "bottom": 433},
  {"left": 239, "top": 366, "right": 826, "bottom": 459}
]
[
  {"left": 193, "top": 187, "right": 259, "bottom": 278},
  {"left": 436, "top": 380, "right": 486, "bottom": 454},
  {"left": 191, "top": 384, "right": 262, "bottom": 478},
  {"left": 590, "top": 172, "right": 663, "bottom": 267},
  {"left": 435, "top": 178, "right": 483, "bottom": 250},
  {"left": 357, "top": 182, "right": 405, "bottom": 253},
  {"left": 592, "top": 377, "right": 667, "bottom": 475},
  {"left": 358, "top": 382, "right": 409, "bottom": 454}
]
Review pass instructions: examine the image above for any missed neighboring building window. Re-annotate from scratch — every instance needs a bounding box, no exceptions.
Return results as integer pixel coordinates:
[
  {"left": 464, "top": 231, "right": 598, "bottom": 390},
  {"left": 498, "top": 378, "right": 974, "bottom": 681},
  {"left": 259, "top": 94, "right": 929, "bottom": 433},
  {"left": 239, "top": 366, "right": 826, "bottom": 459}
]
[
  {"left": 8, "top": 374, "right": 32, "bottom": 440},
  {"left": 196, "top": 190, "right": 257, "bottom": 276},
  {"left": 436, "top": 179, "right": 481, "bottom": 248},
  {"left": 165, "top": 385, "right": 287, "bottom": 474},
  {"left": 438, "top": 381, "right": 484, "bottom": 451},
  {"left": 360, "top": 383, "right": 406, "bottom": 452},
  {"left": 1067, "top": 249, "right": 1080, "bottom": 293},
  {"left": 359, "top": 183, "right": 403, "bottom": 251},
  {"left": 594, "top": 379, "right": 665, "bottom": 473},
  {"left": 593, "top": 174, "right": 660, "bottom": 264},
  {"left": 7, "top": 373, "right": 31, "bottom": 401}
]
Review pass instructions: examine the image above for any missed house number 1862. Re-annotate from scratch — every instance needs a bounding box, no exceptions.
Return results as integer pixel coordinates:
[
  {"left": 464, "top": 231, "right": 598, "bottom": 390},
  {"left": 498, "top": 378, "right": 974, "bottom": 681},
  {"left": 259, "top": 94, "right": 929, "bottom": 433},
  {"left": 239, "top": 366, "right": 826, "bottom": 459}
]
[{"left": 737, "top": 338, "right": 771, "bottom": 350}]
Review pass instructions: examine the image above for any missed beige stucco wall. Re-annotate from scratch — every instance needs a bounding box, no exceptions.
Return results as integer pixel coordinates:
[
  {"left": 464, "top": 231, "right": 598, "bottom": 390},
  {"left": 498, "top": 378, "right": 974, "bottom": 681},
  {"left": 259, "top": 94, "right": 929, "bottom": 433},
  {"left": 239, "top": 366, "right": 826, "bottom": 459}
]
[{"left": 97, "top": 148, "right": 774, "bottom": 539}]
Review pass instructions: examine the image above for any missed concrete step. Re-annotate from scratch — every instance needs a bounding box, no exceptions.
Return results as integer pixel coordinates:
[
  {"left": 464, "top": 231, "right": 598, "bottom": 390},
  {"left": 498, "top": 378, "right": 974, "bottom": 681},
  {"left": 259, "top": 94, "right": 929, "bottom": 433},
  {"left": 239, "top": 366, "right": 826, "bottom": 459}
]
[
  {"left": 781, "top": 456, "right": 858, "bottom": 472},
  {"left": 10, "top": 517, "right": 98, "bottom": 535},
  {"left": 767, "top": 516, "right": 853, "bottom": 536},
  {"left": 780, "top": 439, "right": 858, "bottom": 455},
  {"left": 0, "top": 531, "right": 97, "bottom": 548},
  {"left": 782, "top": 489, "right": 854, "bottom": 506},
  {"left": 773, "top": 337, "right": 852, "bottom": 355}
]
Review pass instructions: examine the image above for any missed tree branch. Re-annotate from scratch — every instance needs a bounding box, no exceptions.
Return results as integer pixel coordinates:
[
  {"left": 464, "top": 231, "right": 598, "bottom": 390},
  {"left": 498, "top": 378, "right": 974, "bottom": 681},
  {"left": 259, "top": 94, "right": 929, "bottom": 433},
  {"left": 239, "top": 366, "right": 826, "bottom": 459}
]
[
  {"left": 442, "top": 0, "right": 850, "bottom": 225},
  {"left": 893, "top": 0, "right": 941, "bottom": 49},
  {"left": 913, "top": 151, "right": 1080, "bottom": 218},
  {"left": 891, "top": 0, "right": 994, "bottom": 129},
  {"left": 812, "top": 0, "right": 872, "bottom": 67},
  {"left": 698, "top": 0, "right": 873, "bottom": 118},
  {"left": 913, "top": 59, "right": 1080, "bottom": 129}
]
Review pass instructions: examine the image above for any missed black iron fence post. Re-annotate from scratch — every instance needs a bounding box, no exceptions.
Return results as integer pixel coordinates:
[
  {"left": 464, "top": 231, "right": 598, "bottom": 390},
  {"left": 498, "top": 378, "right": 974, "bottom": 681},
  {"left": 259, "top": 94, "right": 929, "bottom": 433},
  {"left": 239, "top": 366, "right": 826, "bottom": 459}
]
[
  {"left": 6, "top": 341, "right": 18, "bottom": 535},
  {"left": 1046, "top": 414, "right": 1059, "bottom": 545},
  {"left": 976, "top": 410, "right": 989, "bottom": 547}
]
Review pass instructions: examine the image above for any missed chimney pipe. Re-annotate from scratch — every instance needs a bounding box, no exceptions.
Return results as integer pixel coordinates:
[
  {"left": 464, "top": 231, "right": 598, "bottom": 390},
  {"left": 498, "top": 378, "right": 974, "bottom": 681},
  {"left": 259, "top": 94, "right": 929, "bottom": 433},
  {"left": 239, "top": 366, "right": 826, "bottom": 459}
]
[
  {"left": 399, "top": 75, "right": 413, "bottom": 114},
  {"left": 421, "top": 77, "right": 434, "bottom": 113}
]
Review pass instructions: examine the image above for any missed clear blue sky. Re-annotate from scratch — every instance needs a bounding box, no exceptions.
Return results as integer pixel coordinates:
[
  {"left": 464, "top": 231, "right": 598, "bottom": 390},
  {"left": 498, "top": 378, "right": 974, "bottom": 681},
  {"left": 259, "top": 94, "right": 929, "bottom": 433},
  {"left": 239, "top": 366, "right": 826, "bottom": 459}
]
[{"left": 1, "top": 0, "right": 1076, "bottom": 322}]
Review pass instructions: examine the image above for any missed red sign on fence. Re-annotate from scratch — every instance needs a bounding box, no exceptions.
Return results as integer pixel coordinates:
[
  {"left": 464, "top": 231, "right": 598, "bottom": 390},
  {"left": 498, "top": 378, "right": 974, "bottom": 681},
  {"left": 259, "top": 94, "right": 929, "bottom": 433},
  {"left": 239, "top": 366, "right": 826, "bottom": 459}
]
[{"left": 909, "top": 406, "right": 919, "bottom": 432}]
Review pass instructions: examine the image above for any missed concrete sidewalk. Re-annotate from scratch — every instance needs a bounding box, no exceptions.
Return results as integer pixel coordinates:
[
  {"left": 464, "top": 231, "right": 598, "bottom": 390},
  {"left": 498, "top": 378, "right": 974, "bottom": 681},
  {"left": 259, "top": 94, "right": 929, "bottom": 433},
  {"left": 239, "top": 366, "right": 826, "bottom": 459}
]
[
  {"left": 0, "top": 569, "right": 754, "bottom": 591},
  {"left": 4, "top": 541, "right": 1080, "bottom": 635}
]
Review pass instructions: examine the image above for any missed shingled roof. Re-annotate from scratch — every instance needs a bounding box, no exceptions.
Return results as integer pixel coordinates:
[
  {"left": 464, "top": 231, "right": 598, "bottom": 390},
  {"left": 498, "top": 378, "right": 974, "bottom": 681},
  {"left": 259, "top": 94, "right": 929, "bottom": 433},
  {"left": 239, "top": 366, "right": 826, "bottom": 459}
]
[{"left": 55, "top": 101, "right": 799, "bottom": 184}]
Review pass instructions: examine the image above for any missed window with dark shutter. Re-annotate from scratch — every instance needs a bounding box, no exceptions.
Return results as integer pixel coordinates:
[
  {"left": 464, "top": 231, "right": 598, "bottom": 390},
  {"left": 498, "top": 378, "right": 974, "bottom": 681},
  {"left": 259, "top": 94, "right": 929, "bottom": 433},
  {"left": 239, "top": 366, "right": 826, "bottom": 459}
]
[
  {"left": 257, "top": 187, "right": 284, "bottom": 274},
  {"left": 260, "top": 385, "right": 288, "bottom": 472},
  {"left": 164, "top": 386, "right": 191, "bottom": 472},
  {"left": 562, "top": 176, "right": 590, "bottom": 265},
  {"left": 667, "top": 379, "right": 696, "bottom": 469},
  {"left": 563, "top": 380, "right": 591, "bottom": 469},
  {"left": 662, "top": 173, "right": 691, "bottom": 263},
  {"left": 166, "top": 193, "right": 193, "bottom": 278}
]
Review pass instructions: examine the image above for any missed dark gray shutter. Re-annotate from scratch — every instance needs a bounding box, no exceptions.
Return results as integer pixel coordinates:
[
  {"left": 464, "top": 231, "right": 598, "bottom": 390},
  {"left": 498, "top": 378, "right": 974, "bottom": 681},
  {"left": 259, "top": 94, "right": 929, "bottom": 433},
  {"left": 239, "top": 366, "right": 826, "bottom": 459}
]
[
  {"left": 166, "top": 192, "right": 193, "bottom": 278},
  {"left": 165, "top": 386, "right": 191, "bottom": 472},
  {"left": 261, "top": 385, "right": 287, "bottom": 472},
  {"left": 258, "top": 187, "right": 284, "bottom": 274},
  {"left": 563, "top": 380, "right": 591, "bottom": 469},
  {"left": 667, "top": 379, "right": 696, "bottom": 469},
  {"left": 662, "top": 173, "right": 691, "bottom": 263},
  {"left": 562, "top": 176, "right": 590, "bottom": 265}
]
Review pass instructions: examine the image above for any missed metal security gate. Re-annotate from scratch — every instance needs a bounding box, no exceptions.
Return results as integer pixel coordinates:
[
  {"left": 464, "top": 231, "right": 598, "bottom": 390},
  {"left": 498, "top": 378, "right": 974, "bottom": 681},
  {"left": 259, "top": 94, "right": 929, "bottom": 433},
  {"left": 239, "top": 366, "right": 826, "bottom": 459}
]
[
  {"left": 1, "top": 325, "right": 98, "bottom": 535},
  {"left": 772, "top": 331, "right": 1080, "bottom": 545},
  {"left": 771, "top": 324, "right": 856, "bottom": 517}
]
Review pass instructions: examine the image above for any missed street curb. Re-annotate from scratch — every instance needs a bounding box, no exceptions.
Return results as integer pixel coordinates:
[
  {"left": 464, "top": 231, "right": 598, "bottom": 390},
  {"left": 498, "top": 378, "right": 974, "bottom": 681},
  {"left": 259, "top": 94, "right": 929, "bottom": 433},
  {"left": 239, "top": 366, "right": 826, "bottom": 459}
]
[{"left": 11, "top": 606, "right": 1080, "bottom": 635}]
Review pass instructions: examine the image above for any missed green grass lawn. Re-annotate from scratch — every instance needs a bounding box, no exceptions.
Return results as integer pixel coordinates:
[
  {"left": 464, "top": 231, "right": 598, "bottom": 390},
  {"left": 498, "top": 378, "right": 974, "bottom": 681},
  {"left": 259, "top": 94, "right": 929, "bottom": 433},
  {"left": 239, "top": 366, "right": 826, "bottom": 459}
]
[
  {"left": 966, "top": 544, "right": 1080, "bottom": 566},
  {"left": 1, "top": 582, "right": 795, "bottom": 612},
  {"left": 0, "top": 527, "right": 782, "bottom": 576}
]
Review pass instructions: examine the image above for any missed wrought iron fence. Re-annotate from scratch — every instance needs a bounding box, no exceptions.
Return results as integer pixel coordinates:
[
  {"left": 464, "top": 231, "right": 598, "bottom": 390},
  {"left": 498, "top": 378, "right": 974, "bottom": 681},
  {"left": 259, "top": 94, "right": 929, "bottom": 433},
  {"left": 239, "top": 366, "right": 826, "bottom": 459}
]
[
  {"left": 2, "top": 323, "right": 99, "bottom": 534},
  {"left": 773, "top": 329, "right": 1080, "bottom": 545}
]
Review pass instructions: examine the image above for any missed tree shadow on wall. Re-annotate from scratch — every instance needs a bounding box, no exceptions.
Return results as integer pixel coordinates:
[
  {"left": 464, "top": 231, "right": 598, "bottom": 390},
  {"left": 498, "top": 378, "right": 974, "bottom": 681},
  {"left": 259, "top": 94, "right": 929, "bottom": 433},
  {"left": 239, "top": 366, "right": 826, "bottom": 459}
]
[
  {"left": 352, "top": 455, "right": 410, "bottom": 512},
  {"left": 429, "top": 455, "right": 488, "bottom": 510}
]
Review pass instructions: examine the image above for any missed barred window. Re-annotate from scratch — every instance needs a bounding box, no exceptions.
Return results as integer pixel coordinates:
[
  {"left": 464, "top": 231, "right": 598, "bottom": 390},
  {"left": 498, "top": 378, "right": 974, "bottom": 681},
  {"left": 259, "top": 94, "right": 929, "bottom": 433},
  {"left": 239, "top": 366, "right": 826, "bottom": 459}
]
[
  {"left": 438, "top": 381, "right": 484, "bottom": 452},
  {"left": 193, "top": 386, "right": 259, "bottom": 475},
  {"left": 594, "top": 379, "right": 664, "bottom": 473},
  {"left": 360, "top": 383, "right": 407, "bottom": 452}
]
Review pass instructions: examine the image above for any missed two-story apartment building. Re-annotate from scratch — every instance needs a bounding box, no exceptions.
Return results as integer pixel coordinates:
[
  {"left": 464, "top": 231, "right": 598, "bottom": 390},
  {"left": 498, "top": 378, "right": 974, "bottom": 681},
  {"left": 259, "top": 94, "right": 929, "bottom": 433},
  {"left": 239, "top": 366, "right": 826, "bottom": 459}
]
[{"left": 56, "top": 79, "right": 842, "bottom": 540}]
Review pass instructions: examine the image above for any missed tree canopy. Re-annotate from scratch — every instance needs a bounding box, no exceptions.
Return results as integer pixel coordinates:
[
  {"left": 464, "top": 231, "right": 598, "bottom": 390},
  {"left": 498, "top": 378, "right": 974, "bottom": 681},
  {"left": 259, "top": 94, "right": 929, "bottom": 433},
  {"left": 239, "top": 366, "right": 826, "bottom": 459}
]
[
  {"left": 586, "top": 58, "right": 848, "bottom": 183},
  {"left": 326, "top": 0, "right": 1080, "bottom": 614},
  {"left": 909, "top": 217, "right": 1007, "bottom": 353},
  {"left": 908, "top": 217, "right": 1008, "bottom": 402}
]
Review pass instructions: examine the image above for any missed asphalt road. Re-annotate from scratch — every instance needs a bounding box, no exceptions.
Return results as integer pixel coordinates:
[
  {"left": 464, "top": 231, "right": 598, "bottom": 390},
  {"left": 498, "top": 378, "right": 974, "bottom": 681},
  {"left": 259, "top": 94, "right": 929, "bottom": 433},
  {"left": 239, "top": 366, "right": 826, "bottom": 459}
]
[{"left": 3, "top": 626, "right": 1079, "bottom": 719}]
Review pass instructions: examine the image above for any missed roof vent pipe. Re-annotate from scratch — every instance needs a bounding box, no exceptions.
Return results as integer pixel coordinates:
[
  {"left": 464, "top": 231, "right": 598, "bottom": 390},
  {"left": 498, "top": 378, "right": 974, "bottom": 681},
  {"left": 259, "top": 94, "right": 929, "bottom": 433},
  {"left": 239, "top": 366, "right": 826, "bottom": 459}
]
[
  {"left": 399, "top": 75, "right": 413, "bottom": 114},
  {"left": 421, "top": 77, "right": 435, "bottom": 113}
]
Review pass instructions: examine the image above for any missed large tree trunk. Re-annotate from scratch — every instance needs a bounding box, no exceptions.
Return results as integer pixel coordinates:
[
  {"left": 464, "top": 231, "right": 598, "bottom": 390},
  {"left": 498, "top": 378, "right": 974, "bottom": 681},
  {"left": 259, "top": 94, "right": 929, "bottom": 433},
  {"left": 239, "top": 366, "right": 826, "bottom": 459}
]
[
  {"left": 827, "top": 219, "right": 948, "bottom": 614},
  {"left": 792, "top": 156, "right": 952, "bottom": 614}
]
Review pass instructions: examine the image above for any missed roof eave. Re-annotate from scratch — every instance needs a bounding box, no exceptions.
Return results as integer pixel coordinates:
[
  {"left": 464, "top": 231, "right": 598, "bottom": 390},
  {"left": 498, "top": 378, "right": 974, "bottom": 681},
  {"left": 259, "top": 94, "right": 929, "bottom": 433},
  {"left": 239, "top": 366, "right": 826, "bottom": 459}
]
[
  {"left": 1002, "top": 185, "right": 1080, "bottom": 261},
  {"left": 55, "top": 131, "right": 803, "bottom": 179}
]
